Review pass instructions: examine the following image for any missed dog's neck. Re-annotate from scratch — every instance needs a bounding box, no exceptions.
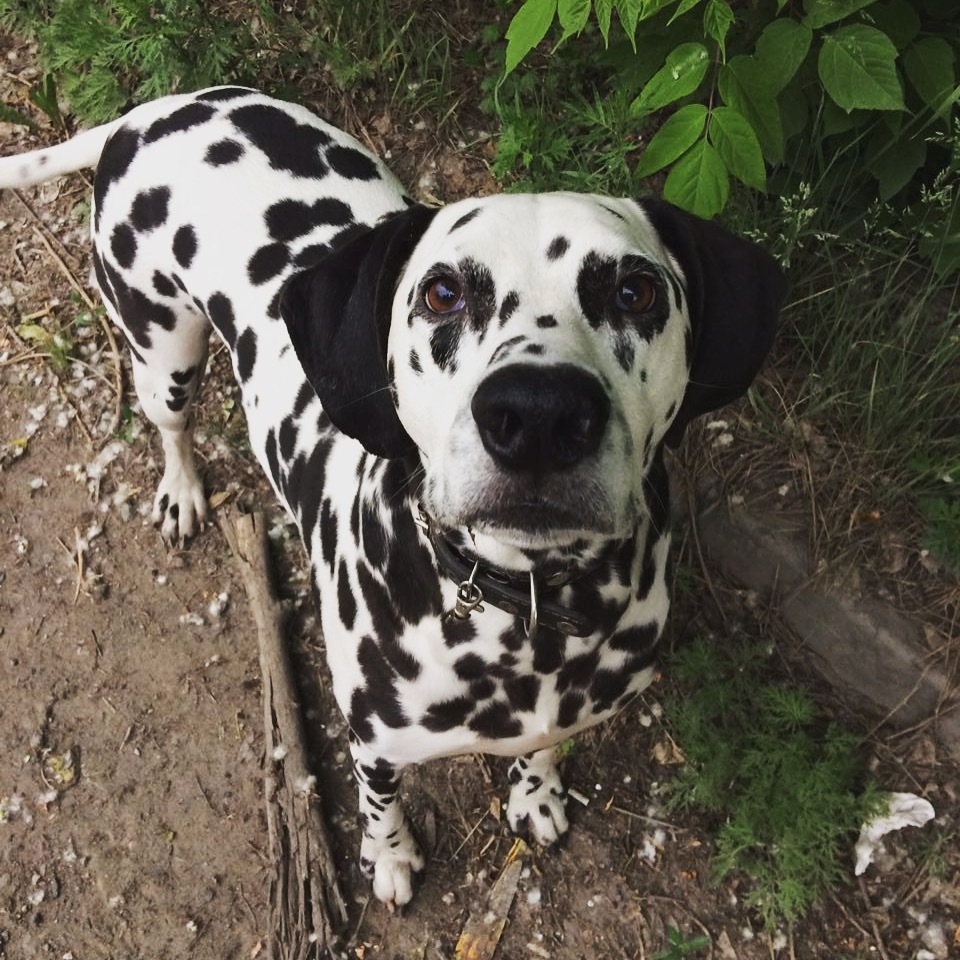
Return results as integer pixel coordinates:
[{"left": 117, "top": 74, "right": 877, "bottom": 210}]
[{"left": 416, "top": 504, "right": 632, "bottom": 639}]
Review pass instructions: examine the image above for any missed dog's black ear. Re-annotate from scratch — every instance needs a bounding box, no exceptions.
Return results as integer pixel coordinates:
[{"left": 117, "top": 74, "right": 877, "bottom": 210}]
[
  {"left": 279, "top": 205, "right": 437, "bottom": 459},
  {"left": 637, "top": 199, "right": 786, "bottom": 447}
]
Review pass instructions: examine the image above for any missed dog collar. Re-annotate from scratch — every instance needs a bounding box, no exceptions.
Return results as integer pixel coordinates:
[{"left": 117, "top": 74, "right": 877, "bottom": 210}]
[{"left": 416, "top": 506, "right": 596, "bottom": 639}]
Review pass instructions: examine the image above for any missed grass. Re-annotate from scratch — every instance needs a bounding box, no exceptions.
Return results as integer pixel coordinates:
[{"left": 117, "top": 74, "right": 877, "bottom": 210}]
[
  {"left": 0, "top": 0, "right": 474, "bottom": 126},
  {"left": 663, "top": 638, "right": 885, "bottom": 931},
  {"left": 744, "top": 176, "right": 960, "bottom": 573}
]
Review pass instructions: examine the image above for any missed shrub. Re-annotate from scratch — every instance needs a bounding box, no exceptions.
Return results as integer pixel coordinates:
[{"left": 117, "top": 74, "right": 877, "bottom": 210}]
[{"left": 498, "top": 0, "right": 958, "bottom": 273}]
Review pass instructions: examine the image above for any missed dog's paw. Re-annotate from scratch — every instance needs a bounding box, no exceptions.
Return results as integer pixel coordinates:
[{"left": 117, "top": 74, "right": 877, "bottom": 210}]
[
  {"left": 152, "top": 465, "right": 207, "bottom": 543},
  {"left": 506, "top": 753, "right": 569, "bottom": 846},
  {"left": 360, "top": 824, "right": 425, "bottom": 909}
]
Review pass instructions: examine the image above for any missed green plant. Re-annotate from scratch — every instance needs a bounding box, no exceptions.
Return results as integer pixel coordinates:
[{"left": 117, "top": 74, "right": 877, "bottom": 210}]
[
  {"left": 921, "top": 495, "right": 960, "bottom": 573},
  {"left": 0, "top": 1, "right": 467, "bottom": 127},
  {"left": 664, "top": 639, "right": 883, "bottom": 931},
  {"left": 654, "top": 926, "right": 710, "bottom": 959},
  {"left": 498, "top": 0, "right": 958, "bottom": 271}
]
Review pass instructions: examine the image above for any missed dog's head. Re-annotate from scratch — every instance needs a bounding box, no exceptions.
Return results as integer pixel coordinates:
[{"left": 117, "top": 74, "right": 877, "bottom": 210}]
[{"left": 281, "top": 194, "right": 784, "bottom": 566}]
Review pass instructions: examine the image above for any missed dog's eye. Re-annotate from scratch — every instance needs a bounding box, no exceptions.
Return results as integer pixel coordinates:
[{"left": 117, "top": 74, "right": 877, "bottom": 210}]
[
  {"left": 615, "top": 275, "right": 657, "bottom": 314},
  {"left": 424, "top": 276, "right": 465, "bottom": 315}
]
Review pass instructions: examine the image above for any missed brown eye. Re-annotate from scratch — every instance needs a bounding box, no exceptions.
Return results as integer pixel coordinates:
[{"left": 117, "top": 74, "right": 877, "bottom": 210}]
[
  {"left": 424, "top": 276, "right": 465, "bottom": 315},
  {"left": 615, "top": 275, "right": 657, "bottom": 314}
]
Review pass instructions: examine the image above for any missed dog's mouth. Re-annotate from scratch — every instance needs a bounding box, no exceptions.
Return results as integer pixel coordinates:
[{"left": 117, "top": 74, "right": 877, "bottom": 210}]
[{"left": 465, "top": 499, "right": 614, "bottom": 547}]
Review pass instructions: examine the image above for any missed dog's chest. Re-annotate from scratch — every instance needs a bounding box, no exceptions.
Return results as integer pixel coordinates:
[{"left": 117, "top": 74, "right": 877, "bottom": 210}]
[{"left": 313, "top": 461, "right": 666, "bottom": 766}]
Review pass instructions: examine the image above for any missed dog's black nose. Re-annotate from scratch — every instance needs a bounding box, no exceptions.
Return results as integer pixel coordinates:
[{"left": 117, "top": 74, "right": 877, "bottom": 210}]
[{"left": 472, "top": 363, "right": 610, "bottom": 472}]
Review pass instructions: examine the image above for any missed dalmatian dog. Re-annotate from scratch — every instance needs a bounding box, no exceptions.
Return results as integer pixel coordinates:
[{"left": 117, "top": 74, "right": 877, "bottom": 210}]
[{"left": 0, "top": 87, "right": 784, "bottom": 907}]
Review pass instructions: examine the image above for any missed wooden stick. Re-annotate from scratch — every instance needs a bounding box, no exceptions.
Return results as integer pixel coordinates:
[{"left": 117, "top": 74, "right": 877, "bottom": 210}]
[{"left": 219, "top": 508, "right": 348, "bottom": 958}]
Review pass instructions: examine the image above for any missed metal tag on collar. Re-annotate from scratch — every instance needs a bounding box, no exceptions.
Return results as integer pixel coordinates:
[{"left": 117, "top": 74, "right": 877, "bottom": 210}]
[{"left": 447, "top": 561, "right": 485, "bottom": 621}]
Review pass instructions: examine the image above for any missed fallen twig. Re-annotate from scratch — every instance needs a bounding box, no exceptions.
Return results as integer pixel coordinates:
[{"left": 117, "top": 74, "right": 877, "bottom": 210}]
[{"left": 220, "top": 507, "right": 348, "bottom": 959}]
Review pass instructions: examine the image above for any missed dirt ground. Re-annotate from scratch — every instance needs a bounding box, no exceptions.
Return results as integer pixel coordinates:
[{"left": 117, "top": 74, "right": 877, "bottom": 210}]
[{"left": 1, "top": 37, "right": 959, "bottom": 960}]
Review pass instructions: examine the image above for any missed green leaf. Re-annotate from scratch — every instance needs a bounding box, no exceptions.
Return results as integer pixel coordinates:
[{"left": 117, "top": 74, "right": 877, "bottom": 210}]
[
  {"left": 755, "top": 19, "right": 813, "bottom": 94},
  {"left": 703, "top": 0, "right": 735, "bottom": 60},
  {"left": 0, "top": 101, "right": 38, "bottom": 130},
  {"left": 903, "top": 37, "right": 956, "bottom": 118},
  {"left": 594, "top": 0, "right": 614, "bottom": 44},
  {"left": 635, "top": 103, "right": 708, "bottom": 177},
  {"left": 866, "top": 129, "right": 926, "bottom": 198},
  {"left": 28, "top": 75, "right": 62, "bottom": 128},
  {"left": 718, "top": 56, "right": 784, "bottom": 162},
  {"left": 557, "top": 0, "right": 591, "bottom": 38},
  {"left": 802, "top": 0, "right": 879, "bottom": 29},
  {"left": 504, "top": 0, "right": 558, "bottom": 75},
  {"left": 664, "top": 138, "right": 730, "bottom": 217},
  {"left": 668, "top": 0, "right": 706, "bottom": 24},
  {"left": 818, "top": 24, "right": 905, "bottom": 112},
  {"left": 709, "top": 105, "right": 767, "bottom": 191},
  {"left": 630, "top": 42, "right": 710, "bottom": 116},
  {"left": 617, "top": 0, "right": 645, "bottom": 41}
]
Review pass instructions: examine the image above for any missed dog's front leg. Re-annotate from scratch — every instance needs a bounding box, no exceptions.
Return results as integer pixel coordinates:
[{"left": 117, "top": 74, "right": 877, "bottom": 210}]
[
  {"left": 349, "top": 735, "right": 423, "bottom": 908},
  {"left": 506, "top": 747, "right": 569, "bottom": 845}
]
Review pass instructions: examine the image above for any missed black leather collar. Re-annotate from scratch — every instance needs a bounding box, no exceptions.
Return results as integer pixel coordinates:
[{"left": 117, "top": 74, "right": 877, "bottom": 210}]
[{"left": 417, "top": 506, "right": 597, "bottom": 638}]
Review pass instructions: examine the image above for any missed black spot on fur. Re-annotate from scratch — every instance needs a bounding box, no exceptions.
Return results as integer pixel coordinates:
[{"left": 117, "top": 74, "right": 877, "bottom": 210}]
[
  {"left": 337, "top": 560, "right": 357, "bottom": 631},
  {"left": 130, "top": 186, "right": 170, "bottom": 233},
  {"left": 461, "top": 258, "right": 497, "bottom": 334},
  {"left": 469, "top": 701, "right": 523, "bottom": 739},
  {"left": 361, "top": 502, "right": 388, "bottom": 571},
  {"left": 442, "top": 616, "right": 477, "bottom": 647},
  {"left": 144, "top": 102, "right": 216, "bottom": 143},
  {"left": 470, "top": 677, "right": 496, "bottom": 701},
  {"left": 614, "top": 334, "right": 635, "bottom": 372},
  {"left": 450, "top": 208, "right": 481, "bottom": 232},
  {"left": 410, "top": 349, "right": 423, "bottom": 375},
  {"left": 207, "top": 292, "right": 237, "bottom": 349},
  {"left": 429, "top": 324, "right": 461, "bottom": 373},
  {"left": 166, "top": 392, "right": 188, "bottom": 412},
  {"left": 264, "top": 428, "right": 280, "bottom": 489},
  {"left": 320, "top": 499, "right": 337, "bottom": 572},
  {"left": 454, "top": 653, "right": 486, "bottom": 680},
  {"left": 557, "top": 650, "right": 601, "bottom": 693},
  {"left": 349, "top": 688, "right": 375, "bottom": 742},
  {"left": 499, "top": 291, "right": 520, "bottom": 325},
  {"left": 236, "top": 327, "right": 258, "bottom": 383},
  {"left": 152, "top": 271, "right": 178, "bottom": 298},
  {"left": 230, "top": 103, "right": 331, "bottom": 179},
  {"left": 248, "top": 242, "right": 290, "bottom": 285},
  {"left": 171, "top": 365, "right": 196, "bottom": 386},
  {"left": 546, "top": 236, "right": 569, "bottom": 260},
  {"left": 356, "top": 567, "right": 420, "bottom": 680},
  {"left": 504, "top": 675, "right": 540, "bottom": 712},
  {"left": 173, "top": 225, "right": 197, "bottom": 268},
  {"left": 92, "top": 250, "right": 115, "bottom": 308},
  {"left": 264, "top": 198, "right": 353, "bottom": 243},
  {"left": 490, "top": 335, "right": 526, "bottom": 366},
  {"left": 110, "top": 223, "right": 137, "bottom": 269},
  {"left": 326, "top": 144, "right": 380, "bottom": 180},
  {"left": 278, "top": 414, "right": 298, "bottom": 462},
  {"left": 93, "top": 127, "right": 140, "bottom": 227},
  {"left": 422, "top": 697, "right": 474, "bottom": 732},
  {"left": 610, "top": 622, "right": 660, "bottom": 655},
  {"left": 536, "top": 314, "right": 558, "bottom": 328},
  {"left": 103, "top": 260, "right": 176, "bottom": 349},
  {"left": 576, "top": 252, "right": 618, "bottom": 330},
  {"left": 196, "top": 86, "right": 252, "bottom": 102},
  {"left": 293, "top": 380, "right": 314, "bottom": 416},
  {"left": 205, "top": 138, "right": 245, "bottom": 166},
  {"left": 531, "top": 627, "right": 564, "bottom": 674},
  {"left": 558, "top": 691, "right": 585, "bottom": 728}
]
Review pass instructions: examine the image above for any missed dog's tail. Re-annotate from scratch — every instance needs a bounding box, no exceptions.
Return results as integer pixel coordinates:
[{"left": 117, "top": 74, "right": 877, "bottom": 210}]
[{"left": 0, "top": 119, "right": 125, "bottom": 189}]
